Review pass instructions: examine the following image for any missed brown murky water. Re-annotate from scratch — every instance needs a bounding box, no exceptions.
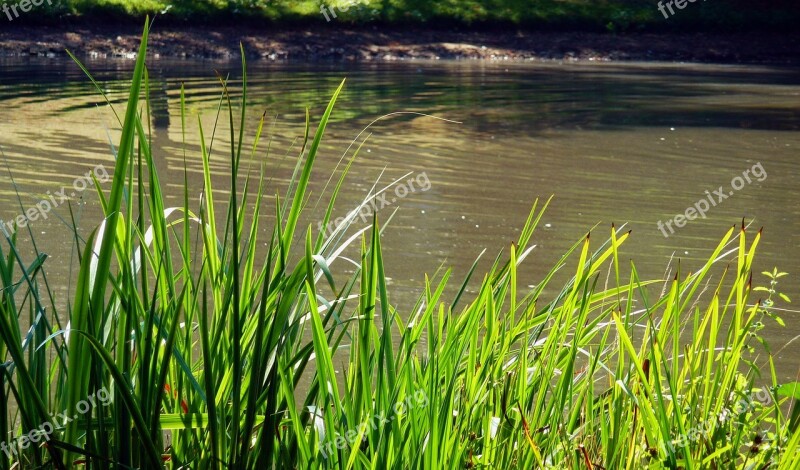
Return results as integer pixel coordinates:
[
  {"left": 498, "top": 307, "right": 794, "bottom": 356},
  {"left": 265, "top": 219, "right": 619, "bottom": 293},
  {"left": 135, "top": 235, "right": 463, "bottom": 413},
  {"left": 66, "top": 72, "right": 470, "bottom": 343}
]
[{"left": 1, "top": 58, "right": 799, "bottom": 380}]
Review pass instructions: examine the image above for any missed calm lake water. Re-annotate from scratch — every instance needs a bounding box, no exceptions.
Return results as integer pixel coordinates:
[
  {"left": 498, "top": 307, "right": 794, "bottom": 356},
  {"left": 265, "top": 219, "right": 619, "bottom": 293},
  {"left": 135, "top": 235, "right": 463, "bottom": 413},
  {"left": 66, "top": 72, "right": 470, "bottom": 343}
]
[{"left": 1, "top": 58, "right": 798, "bottom": 379}]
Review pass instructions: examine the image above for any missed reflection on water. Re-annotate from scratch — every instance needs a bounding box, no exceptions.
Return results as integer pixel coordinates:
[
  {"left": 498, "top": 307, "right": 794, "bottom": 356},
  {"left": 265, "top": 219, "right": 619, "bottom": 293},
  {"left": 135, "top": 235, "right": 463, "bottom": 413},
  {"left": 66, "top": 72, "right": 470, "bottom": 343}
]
[{"left": 1, "top": 58, "right": 799, "bottom": 379}]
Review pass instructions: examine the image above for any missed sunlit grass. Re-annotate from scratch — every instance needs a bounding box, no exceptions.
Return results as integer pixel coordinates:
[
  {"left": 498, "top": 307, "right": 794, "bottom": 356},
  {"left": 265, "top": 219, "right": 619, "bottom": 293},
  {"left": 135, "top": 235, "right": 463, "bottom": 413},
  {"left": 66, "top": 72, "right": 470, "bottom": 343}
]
[{"left": 0, "top": 20, "right": 798, "bottom": 469}]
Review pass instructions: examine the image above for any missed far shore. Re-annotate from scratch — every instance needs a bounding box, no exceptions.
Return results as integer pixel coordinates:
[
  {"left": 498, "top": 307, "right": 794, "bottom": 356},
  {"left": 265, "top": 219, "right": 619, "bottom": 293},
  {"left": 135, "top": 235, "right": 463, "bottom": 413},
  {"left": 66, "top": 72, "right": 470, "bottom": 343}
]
[{"left": 1, "top": 25, "right": 798, "bottom": 65}]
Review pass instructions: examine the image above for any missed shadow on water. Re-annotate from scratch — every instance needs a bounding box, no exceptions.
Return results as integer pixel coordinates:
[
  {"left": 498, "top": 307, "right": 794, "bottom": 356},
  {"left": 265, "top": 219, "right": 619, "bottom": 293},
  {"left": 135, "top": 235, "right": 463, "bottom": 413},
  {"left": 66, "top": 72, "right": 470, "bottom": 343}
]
[{"left": 2, "top": 59, "right": 799, "bottom": 133}]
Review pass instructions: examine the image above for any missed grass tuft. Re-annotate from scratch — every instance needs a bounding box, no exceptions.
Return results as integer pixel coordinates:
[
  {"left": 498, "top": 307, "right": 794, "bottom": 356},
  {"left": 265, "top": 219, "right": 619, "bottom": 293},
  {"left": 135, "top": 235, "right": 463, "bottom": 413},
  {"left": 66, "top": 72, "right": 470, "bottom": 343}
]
[{"left": 0, "top": 20, "right": 798, "bottom": 470}]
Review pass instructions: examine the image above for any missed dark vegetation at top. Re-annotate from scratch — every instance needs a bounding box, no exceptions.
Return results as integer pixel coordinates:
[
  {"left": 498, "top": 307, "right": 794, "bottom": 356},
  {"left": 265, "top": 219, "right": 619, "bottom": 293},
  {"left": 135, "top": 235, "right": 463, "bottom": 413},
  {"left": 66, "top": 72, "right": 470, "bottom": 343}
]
[{"left": 12, "top": 0, "right": 800, "bottom": 32}]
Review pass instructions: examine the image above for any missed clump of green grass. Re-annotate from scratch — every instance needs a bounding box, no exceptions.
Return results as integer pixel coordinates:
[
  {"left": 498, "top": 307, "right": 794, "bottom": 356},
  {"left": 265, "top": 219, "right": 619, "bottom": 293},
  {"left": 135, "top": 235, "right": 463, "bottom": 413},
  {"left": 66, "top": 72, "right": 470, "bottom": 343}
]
[{"left": 0, "top": 19, "right": 798, "bottom": 469}]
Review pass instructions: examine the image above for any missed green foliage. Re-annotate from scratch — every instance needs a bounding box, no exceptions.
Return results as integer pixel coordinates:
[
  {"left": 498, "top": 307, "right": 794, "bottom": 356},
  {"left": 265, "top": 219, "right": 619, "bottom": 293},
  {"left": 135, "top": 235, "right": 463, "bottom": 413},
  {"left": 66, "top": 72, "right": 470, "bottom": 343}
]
[
  {"left": 0, "top": 20, "right": 799, "bottom": 469},
  {"left": 14, "top": 0, "right": 799, "bottom": 30}
]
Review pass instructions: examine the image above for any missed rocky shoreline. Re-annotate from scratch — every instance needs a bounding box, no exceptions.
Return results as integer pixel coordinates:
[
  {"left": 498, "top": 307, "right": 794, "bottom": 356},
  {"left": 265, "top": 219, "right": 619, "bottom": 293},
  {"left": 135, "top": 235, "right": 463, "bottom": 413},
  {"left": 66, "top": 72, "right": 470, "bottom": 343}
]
[{"left": 1, "top": 25, "right": 798, "bottom": 64}]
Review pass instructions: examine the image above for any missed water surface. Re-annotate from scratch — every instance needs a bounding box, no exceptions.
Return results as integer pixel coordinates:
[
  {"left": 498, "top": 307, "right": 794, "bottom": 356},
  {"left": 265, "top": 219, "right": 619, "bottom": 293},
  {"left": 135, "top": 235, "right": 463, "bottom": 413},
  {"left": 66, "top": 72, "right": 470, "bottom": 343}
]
[{"left": 1, "top": 58, "right": 798, "bottom": 379}]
